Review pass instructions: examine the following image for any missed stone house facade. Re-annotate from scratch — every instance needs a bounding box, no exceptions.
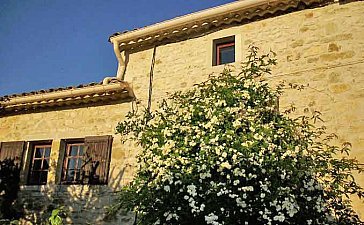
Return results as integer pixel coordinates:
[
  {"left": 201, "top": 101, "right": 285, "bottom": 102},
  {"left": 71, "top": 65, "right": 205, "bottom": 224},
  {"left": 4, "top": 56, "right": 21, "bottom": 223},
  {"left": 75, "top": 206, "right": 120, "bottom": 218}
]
[{"left": 0, "top": 0, "right": 363, "bottom": 223}]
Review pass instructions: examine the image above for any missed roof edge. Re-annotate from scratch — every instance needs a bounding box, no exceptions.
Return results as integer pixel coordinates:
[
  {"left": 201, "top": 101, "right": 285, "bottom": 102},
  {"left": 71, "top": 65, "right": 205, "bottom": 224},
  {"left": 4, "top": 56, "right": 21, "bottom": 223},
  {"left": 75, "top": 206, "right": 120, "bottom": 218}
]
[
  {"left": 0, "top": 81, "right": 134, "bottom": 114},
  {"left": 109, "top": 0, "right": 322, "bottom": 47}
]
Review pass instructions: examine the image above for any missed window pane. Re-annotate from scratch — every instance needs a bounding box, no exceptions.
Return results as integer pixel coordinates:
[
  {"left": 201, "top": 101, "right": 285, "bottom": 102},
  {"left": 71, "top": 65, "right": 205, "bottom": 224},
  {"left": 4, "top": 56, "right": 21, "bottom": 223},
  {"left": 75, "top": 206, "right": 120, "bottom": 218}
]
[
  {"left": 76, "top": 158, "right": 82, "bottom": 169},
  {"left": 43, "top": 159, "right": 50, "bottom": 170},
  {"left": 35, "top": 148, "right": 43, "bottom": 158},
  {"left": 44, "top": 147, "right": 51, "bottom": 157},
  {"left": 68, "top": 158, "right": 76, "bottom": 170},
  {"left": 39, "top": 171, "right": 48, "bottom": 184},
  {"left": 33, "top": 159, "right": 42, "bottom": 170},
  {"left": 67, "top": 170, "right": 75, "bottom": 182},
  {"left": 29, "top": 172, "right": 39, "bottom": 184},
  {"left": 75, "top": 170, "right": 81, "bottom": 181},
  {"left": 79, "top": 146, "right": 84, "bottom": 156},
  {"left": 70, "top": 146, "right": 79, "bottom": 156},
  {"left": 219, "top": 45, "right": 235, "bottom": 64}
]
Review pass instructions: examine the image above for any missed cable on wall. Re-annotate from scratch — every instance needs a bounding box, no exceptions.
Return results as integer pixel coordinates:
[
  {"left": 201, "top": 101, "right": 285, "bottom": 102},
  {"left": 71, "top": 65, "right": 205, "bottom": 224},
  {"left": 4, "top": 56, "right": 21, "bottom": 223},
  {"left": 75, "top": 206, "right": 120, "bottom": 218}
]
[{"left": 147, "top": 45, "right": 157, "bottom": 115}]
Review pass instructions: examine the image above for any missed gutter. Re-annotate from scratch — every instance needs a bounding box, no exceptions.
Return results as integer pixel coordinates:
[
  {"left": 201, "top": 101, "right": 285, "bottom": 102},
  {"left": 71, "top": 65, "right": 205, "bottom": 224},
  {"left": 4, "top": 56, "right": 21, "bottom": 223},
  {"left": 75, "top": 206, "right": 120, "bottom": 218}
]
[{"left": 102, "top": 41, "right": 127, "bottom": 84}]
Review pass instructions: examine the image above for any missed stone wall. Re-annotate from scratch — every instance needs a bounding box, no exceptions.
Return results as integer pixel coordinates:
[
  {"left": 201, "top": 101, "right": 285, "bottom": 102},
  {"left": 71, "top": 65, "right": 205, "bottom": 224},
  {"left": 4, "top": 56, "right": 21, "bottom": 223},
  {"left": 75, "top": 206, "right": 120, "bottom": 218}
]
[
  {"left": 124, "top": 1, "right": 364, "bottom": 217},
  {"left": 0, "top": 102, "right": 136, "bottom": 224},
  {"left": 18, "top": 185, "right": 133, "bottom": 224},
  {"left": 0, "top": 0, "right": 363, "bottom": 223}
]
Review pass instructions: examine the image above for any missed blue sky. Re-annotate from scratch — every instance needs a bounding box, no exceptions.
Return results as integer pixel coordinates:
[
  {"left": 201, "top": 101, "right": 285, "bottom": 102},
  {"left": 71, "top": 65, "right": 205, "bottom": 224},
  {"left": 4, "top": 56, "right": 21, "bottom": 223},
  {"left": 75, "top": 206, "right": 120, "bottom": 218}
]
[{"left": 0, "top": 0, "right": 232, "bottom": 96}]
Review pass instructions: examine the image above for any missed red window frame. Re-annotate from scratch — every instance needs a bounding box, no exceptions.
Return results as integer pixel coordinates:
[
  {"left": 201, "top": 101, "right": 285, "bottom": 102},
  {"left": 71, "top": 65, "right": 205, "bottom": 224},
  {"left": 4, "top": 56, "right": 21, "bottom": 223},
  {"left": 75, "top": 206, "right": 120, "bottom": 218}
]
[
  {"left": 216, "top": 41, "right": 235, "bottom": 65},
  {"left": 28, "top": 144, "right": 51, "bottom": 185},
  {"left": 62, "top": 143, "right": 85, "bottom": 184}
]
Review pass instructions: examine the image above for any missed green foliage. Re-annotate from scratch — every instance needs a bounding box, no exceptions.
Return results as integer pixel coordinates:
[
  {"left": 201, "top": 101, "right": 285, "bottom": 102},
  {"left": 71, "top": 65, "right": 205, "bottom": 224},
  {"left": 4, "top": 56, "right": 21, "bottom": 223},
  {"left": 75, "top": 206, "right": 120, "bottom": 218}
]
[
  {"left": 9, "top": 220, "right": 20, "bottom": 225},
  {"left": 48, "top": 206, "right": 65, "bottom": 225},
  {"left": 0, "top": 159, "right": 23, "bottom": 222},
  {"left": 110, "top": 46, "right": 364, "bottom": 225}
]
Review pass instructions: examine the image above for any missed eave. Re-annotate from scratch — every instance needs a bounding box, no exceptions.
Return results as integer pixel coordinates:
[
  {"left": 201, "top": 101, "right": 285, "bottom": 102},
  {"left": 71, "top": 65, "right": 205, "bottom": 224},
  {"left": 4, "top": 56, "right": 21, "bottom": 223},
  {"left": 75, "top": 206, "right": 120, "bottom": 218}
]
[
  {"left": 0, "top": 81, "right": 134, "bottom": 115},
  {"left": 109, "top": 0, "right": 324, "bottom": 49}
]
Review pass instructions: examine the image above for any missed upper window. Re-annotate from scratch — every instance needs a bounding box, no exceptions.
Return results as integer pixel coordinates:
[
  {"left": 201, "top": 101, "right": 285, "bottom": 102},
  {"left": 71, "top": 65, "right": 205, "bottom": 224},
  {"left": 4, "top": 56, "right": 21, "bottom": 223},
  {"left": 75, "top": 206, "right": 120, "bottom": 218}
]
[
  {"left": 28, "top": 143, "right": 52, "bottom": 185},
  {"left": 213, "top": 36, "right": 235, "bottom": 66},
  {"left": 61, "top": 135, "right": 113, "bottom": 185}
]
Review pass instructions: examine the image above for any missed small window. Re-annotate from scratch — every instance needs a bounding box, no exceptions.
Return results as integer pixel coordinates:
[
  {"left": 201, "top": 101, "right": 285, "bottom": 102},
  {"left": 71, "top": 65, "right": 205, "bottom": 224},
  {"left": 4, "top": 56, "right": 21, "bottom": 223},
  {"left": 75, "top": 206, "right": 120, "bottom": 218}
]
[
  {"left": 28, "top": 144, "right": 52, "bottom": 185},
  {"left": 62, "top": 142, "right": 84, "bottom": 184},
  {"left": 213, "top": 36, "right": 235, "bottom": 66}
]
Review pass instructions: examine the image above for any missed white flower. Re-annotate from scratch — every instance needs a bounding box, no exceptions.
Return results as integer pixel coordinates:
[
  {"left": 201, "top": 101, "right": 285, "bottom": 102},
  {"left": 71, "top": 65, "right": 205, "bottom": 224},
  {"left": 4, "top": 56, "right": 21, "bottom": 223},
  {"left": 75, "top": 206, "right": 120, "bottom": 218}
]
[
  {"left": 164, "top": 185, "right": 170, "bottom": 192},
  {"left": 187, "top": 184, "right": 197, "bottom": 197},
  {"left": 253, "top": 133, "right": 262, "bottom": 140},
  {"left": 273, "top": 214, "right": 285, "bottom": 222},
  {"left": 233, "top": 119, "right": 241, "bottom": 128},
  {"left": 220, "top": 162, "right": 231, "bottom": 170},
  {"left": 205, "top": 213, "right": 219, "bottom": 225},
  {"left": 200, "top": 204, "right": 205, "bottom": 211},
  {"left": 165, "top": 213, "right": 173, "bottom": 221}
]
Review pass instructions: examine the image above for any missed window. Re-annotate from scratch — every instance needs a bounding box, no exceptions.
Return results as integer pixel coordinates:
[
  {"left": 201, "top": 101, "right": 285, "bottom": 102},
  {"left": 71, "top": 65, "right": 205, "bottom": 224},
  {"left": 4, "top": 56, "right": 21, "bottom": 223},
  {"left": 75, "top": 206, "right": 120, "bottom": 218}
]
[
  {"left": 0, "top": 141, "right": 25, "bottom": 168},
  {"left": 0, "top": 135, "right": 113, "bottom": 185},
  {"left": 62, "top": 142, "right": 84, "bottom": 184},
  {"left": 213, "top": 36, "right": 235, "bottom": 66},
  {"left": 61, "top": 135, "right": 113, "bottom": 185},
  {"left": 28, "top": 144, "right": 52, "bottom": 185}
]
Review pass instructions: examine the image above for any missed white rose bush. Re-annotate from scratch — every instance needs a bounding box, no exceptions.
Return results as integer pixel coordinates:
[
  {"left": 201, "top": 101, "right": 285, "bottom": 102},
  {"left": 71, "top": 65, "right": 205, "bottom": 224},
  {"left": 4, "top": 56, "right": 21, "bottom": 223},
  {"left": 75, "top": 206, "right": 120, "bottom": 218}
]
[{"left": 108, "top": 46, "right": 364, "bottom": 225}]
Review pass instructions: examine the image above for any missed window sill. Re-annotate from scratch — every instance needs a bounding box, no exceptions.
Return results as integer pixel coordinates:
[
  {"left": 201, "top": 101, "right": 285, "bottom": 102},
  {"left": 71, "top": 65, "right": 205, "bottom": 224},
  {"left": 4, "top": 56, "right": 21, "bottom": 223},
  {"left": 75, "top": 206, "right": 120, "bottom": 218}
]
[
  {"left": 20, "top": 184, "right": 53, "bottom": 192},
  {"left": 211, "top": 62, "right": 239, "bottom": 70},
  {"left": 20, "top": 183, "right": 108, "bottom": 191}
]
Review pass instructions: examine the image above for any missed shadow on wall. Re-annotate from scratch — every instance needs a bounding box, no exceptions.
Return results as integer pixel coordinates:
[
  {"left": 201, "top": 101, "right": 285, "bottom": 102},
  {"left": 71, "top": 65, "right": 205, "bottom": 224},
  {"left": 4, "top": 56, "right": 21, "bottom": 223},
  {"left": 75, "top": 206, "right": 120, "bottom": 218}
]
[{"left": 17, "top": 166, "right": 134, "bottom": 225}]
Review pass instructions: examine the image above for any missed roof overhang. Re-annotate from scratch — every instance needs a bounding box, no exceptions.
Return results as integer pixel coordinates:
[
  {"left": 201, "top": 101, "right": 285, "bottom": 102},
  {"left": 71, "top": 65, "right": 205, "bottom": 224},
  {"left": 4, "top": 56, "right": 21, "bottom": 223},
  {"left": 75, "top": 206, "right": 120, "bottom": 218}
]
[
  {"left": 109, "top": 0, "right": 324, "bottom": 49},
  {"left": 0, "top": 81, "right": 134, "bottom": 115}
]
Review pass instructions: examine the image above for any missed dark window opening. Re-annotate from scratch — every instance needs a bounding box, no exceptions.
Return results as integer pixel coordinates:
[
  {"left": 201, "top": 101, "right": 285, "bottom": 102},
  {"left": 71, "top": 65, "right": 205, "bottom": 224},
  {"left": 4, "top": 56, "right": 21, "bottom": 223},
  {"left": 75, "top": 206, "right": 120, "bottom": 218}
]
[
  {"left": 28, "top": 144, "right": 51, "bottom": 185},
  {"left": 213, "top": 36, "right": 235, "bottom": 66}
]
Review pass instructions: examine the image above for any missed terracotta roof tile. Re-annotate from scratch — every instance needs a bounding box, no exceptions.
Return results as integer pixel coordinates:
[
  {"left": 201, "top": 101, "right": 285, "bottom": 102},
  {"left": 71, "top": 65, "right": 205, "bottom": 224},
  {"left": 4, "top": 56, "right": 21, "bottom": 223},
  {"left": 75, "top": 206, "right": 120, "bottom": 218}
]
[
  {"left": 108, "top": 0, "right": 326, "bottom": 48},
  {"left": 0, "top": 81, "right": 102, "bottom": 101},
  {"left": 0, "top": 80, "right": 133, "bottom": 115}
]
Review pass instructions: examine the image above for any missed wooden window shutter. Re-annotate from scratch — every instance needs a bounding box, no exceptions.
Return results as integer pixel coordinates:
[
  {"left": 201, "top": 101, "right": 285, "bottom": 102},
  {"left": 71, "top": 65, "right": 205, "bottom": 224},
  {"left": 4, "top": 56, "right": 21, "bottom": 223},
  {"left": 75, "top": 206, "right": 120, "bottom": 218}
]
[
  {"left": 0, "top": 141, "right": 26, "bottom": 169},
  {"left": 84, "top": 135, "right": 113, "bottom": 184}
]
